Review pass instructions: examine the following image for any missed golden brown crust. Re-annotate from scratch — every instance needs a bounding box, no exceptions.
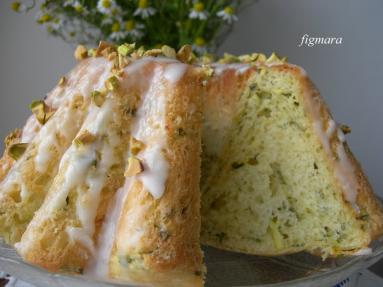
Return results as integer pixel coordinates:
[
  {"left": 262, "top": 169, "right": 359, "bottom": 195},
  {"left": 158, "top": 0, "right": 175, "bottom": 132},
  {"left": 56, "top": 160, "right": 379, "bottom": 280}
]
[
  {"left": 0, "top": 129, "right": 22, "bottom": 181},
  {"left": 111, "top": 65, "right": 204, "bottom": 286}
]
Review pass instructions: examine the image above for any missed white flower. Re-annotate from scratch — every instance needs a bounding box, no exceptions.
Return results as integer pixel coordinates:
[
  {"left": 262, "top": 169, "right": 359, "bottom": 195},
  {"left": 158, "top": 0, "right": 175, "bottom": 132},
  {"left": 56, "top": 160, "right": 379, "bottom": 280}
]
[
  {"left": 109, "top": 20, "right": 144, "bottom": 42},
  {"left": 11, "top": 1, "right": 28, "bottom": 12},
  {"left": 97, "top": 0, "right": 119, "bottom": 15},
  {"left": 189, "top": 2, "right": 208, "bottom": 20},
  {"left": 133, "top": 0, "right": 156, "bottom": 18},
  {"left": 192, "top": 37, "right": 207, "bottom": 54},
  {"left": 217, "top": 6, "right": 238, "bottom": 24},
  {"left": 63, "top": 0, "right": 75, "bottom": 7},
  {"left": 64, "top": 1, "right": 88, "bottom": 14}
]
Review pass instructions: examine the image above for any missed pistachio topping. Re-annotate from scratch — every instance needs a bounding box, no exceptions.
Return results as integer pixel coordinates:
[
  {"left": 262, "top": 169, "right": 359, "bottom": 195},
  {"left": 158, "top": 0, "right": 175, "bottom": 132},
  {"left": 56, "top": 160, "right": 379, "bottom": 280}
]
[
  {"left": 117, "top": 43, "right": 136, "bottom": 56},
  {"left": 124, "top": 156, "right": 144, "bottom": 177},
  {"left": 58, "top": 76, "right": 66, "bottom": 86},
  {"left": 144, "top": 48, "right": 163, "bottom": 57},
  {"left": 29, "top": 100, "right": 54, "bottom": 125},
  {"left": 90, "top": 90, "right": 106, "bottom": 107},
  {"left": 266, "top": 52, "right": 286, "bottom": 64},
  {"left": 74, "top": 45, "right": 88, "bottom": 61},
  {"left": 218, "top": 53, "right": 240, "bottom": 64},
  {"left": 130, "top": 137, "right": 146, "bottom": 155},
  {"left": 73, "top": 130, "right": 96, "bottom": 147},
  {"left": 105, "top": 76, "right": 120, "bottom": 91},
  {"left": 161, "top": 45, "right": 176, "bottom": 59},
  {"left": 201, "top": 64, "right": 214, "bottom": 79},
  {"left": 95, "top": 41, "right": 111, "bottom": 56},
  {"left": 340, "top": 124, "right": 351, "bottom": 134},
  {"left": 87, "top": 48, "right": 96, "bottom": 57},
  {"left": 177, "top": 45, "right": 193, "bottom": 63},
  {"left": 4, "top": 129, "right": 22, "bottom": 148},
  {"left": 8, "top": 143, "right": 28, "bottom": 160}
]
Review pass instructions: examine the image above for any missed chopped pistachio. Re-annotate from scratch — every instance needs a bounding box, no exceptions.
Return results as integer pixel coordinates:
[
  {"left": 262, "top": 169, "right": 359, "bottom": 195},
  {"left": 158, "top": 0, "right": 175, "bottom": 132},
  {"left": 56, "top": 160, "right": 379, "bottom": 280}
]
[
  {"left": 4, "top": 129, "right": 21, "bottom": 148},
  {"left": 218, "top": 53, "right": 239, "bottom": 64},
  {"left": 130, "top": 46, "right": 145, "bottom": 59},
  {"left": 74, "top": 45, "right": 88, "bottom": 60},
  {"left": 107, "top": 51, "right": 118, "bottom": 61},
  {"left": 117, "top": 43, "right": 135, "bottom": 56},
  {"left": 8, "top": 143, "right": 28, "bottom": 160},
  {"left": 90, "top": 90, "right": 105, "bottom": 107},
  {"left": 269, "top": 221, "right": 283, "bottom": 250},
  {"left": 238, "top": 53, "right": 259, "bottom": 63},
  {"left": 73, "top": 130, "right": 96, "bottom": 147},
  {"left": 266, "top": 52, "right": 286, "bottom": 64},
  {"left": 177, "top": 45, "right": 193, "bottom": 63},
  {"left": 200, "top": 53, "right": 215, "bottom": 64},
  {"left": 87, "top": 48, "right": 96, "bottom": 57},
  {"left": 161, "top": 45, "right": 176, "bottom": 59},
  {"left": 71, "top": 94, "right": 85, "bottom": 109},
  {"left": 58, "top": 76, "right": 66, "bottom": 86},
  {"left": 105, "top": 76, "right": 119, "bottom": 91},
  {"left": 340, "top": 124, "right": 351, "bottom": 134},
  {"left": 30, "top": 100, "right": 49, "bottom": 125},
  {"left": 95, "top": 41, "right": 111, "bottom": 56},
  {"left": 256, "top": 53, "right": 267, "bottom": 62},
  {"left": 118, "top": 54, "right": 130, "bottom": 69},
  {"left": 124, "top": 157, "right": 144, "bottom": 177},
  {"left": 144, "top": 48, "right": 163, "bottom": 57},
  {"left": 130, "top": 137, "right": 145, "bottom": 155}
]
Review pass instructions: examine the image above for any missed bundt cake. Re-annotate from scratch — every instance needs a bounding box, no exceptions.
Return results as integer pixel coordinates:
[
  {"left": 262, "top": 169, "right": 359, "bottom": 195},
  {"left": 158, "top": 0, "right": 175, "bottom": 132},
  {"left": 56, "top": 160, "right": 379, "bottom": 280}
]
[
  {"left": 0, "top": 42, "right": 382, "bottom": 287},
  {"left": 201, "top": 53, "right": 383, "bottom": 257}
]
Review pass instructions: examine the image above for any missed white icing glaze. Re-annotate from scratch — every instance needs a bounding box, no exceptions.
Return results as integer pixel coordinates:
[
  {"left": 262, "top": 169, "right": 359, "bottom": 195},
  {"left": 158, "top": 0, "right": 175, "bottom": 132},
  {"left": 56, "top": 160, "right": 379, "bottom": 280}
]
[
  {"left": 302, "top": 76, "right": 359, "bottom": 210},
  {"left": 88, "top": 59, "right": 185, "bottom": 278},
  {"left": 85, "top": 179, "right": 131, "bottom": 278},
  {"left": 33, "top": 58, "right": 112, "bottom": 174},
  {"left": 212, "top": 63, "right": 251, "bottom": 76},
  {"left": 163, "top": 62, "right": 187, "bottom": 84},
  {"left": 131, "top": 66, "right": 169, "bottom": 199},
  {"left": 56, "top": 99, "right": 121, "bottom": 251},
  {"left": 21, "top": 116, "right": 40, "bottom": 143}
]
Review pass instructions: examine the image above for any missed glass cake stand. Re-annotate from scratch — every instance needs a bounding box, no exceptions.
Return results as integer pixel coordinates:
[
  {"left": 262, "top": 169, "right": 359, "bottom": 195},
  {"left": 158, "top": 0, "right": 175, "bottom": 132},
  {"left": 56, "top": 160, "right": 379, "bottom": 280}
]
[{"left": 0, "top": 238, "right": 382, "bottom": 287}]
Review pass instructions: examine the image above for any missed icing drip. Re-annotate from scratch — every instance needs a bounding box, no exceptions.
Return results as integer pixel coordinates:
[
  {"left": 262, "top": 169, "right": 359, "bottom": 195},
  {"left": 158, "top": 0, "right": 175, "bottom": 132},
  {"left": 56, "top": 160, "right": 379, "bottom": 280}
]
[
  {"left": 85, "top": 180, "right": 131, "bottom": 278},
  {"left": 163, "top": 62, "right": 187, "bottom": 84},
  {"left": 212, "top": 63, "right": 251, "bottom": 76},
  {"left": 87, "top": 58, "right": 186, "bottom": 279},
  {"left": 131, "top": 66, "right": 171, "bottom": 199},
  {"left": 308, "top": 103, "right": 358, "bottom": 210},
  {"left": 60, "top": 99, "right": 121, "bottom": 253}
]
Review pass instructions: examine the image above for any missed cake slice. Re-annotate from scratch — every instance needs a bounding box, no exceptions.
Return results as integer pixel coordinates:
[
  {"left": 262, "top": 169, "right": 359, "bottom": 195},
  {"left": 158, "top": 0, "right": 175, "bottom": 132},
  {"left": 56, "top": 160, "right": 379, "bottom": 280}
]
[
  {"left": 0, "top": 57, "right": 112, "bottom": 244},
  {"left": 16, "top": 45, "right": 205, "bottom": 286},
  {"left": 201, "top": 54, "right": 383, "bottom": 257}
]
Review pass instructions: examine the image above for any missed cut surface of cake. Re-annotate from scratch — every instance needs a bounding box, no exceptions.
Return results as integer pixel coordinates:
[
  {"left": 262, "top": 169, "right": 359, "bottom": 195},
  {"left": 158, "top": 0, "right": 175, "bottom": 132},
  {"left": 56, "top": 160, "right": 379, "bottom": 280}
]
[{"left": 201, "top": 54, "right": 383, "bottom": 257}]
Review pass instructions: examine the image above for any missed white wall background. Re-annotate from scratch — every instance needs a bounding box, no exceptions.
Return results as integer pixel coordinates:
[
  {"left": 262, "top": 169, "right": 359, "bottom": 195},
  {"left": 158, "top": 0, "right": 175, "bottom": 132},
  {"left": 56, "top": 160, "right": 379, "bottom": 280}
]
[{"left": 0, "top": 0, "right": 382, "bottom": 196}]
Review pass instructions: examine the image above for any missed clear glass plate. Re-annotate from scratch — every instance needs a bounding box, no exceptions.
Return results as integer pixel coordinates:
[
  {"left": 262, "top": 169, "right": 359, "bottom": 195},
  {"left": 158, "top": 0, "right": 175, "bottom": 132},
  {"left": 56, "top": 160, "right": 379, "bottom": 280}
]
[{"left": 1, "top": 238, "right": 382, "bottom": 287}]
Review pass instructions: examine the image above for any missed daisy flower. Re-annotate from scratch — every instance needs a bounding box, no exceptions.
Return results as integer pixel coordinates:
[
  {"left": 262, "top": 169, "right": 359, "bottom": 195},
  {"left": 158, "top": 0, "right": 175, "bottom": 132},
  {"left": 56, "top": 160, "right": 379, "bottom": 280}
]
[
  {"left": 10, "top": 1, "right": 28, "bottom": 13},
  {"left": 124, "top": 20, "right": 144, "bottom": 39},
  {"left": 189, "top": 2, "right": 208, "bottom": 20},
  {"left": 97, "top": 0, "right": 119, "bottom": 15},
  {"left": 109, "top": 20, "right": 144, "bottom": 42},
  {"left": 133, "top": 0, "right": 156, "bottom": 19},
  {"left": 192, "top": 37, "right": 207, "bottom": 54},
  {"left": 217, "top": 6, "right": 238, "bottom": 24}
]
